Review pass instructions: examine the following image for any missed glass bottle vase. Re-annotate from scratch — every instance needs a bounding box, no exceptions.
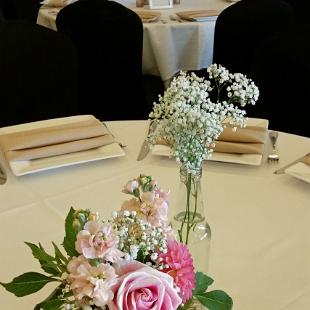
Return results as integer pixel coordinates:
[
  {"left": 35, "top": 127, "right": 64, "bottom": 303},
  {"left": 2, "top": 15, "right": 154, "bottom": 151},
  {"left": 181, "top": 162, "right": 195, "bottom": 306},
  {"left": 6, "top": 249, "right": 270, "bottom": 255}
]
[{"left": 172, "top": 164, "right": 211, "bottom": 275}]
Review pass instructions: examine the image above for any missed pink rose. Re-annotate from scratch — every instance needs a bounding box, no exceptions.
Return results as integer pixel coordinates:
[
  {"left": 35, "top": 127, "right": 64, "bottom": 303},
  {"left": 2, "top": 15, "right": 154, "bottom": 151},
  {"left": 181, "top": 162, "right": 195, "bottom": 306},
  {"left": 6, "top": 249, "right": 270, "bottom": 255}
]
[{"left": 109, "top": 260, "right": 182, "bottom": 310}]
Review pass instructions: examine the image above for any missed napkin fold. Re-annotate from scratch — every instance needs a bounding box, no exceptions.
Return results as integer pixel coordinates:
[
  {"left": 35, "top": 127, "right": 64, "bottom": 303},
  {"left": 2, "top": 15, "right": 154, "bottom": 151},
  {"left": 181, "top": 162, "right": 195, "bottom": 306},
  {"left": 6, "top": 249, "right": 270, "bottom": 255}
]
[
  {"left": 134, "top": 10, "right": 161, "bottom": 23},
  {"left": 214, "top": 126, "right": 267, "bottom": 154},
  {"left": 285, "top": 161, "right": 310, "bottom": 183},
  {"left": 156, "top": 125, "right": 267, "bottom": 155},
  {"left": 40, "top": 0, "right": 76, "bottom": 8},
  {"left": 0, "top": 117, "right": 115, "bottom": 161},
  {"left": 176, "top": 10, "right": 220, "bottom": 22},
  {"left": 301, "top": 154, "right": 310, "bottom": 166}
]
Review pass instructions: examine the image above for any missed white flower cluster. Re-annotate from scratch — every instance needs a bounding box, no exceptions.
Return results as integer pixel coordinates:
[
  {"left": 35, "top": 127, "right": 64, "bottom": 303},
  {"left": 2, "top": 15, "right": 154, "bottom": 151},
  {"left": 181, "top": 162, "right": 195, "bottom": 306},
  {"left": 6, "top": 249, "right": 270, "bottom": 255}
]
[
  {"left": 148, "top": 64, "right": 259, "bottom": 172},
  {"left": 207, "top": 64, "right": 259, "bottom": 106},
  {"left": 111, "top": 210, "right": 167, "bottom": 264}
]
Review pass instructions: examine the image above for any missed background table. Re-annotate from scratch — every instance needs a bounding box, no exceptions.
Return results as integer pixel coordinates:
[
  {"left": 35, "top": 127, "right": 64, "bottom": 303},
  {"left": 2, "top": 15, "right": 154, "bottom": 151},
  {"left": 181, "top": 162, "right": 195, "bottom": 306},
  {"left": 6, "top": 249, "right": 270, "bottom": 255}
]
[
  {"left": 37, "top": 0, "right": 232, "bottom": 84},
  {"left": 0, "top": 120, "right": 309, "bottom": 309}
]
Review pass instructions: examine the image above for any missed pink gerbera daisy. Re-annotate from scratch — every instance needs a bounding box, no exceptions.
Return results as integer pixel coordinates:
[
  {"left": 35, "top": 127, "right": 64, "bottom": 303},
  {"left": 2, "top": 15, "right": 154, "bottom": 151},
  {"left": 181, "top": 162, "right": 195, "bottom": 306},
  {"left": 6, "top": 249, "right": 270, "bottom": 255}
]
[{"left": 159, "top": 239, "right": 195, "bottom": 303}]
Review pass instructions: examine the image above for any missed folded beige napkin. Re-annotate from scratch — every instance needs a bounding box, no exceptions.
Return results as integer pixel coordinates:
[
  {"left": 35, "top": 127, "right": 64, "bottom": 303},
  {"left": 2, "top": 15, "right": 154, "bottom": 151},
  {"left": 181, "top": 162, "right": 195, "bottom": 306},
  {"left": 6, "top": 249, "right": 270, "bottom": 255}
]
[
  {"left": 0, "top": 117, "right": 114, "bottom": 161},
  {"left": 176, "top": 10, "right": 220, "bottom": 21},
  {"left": 214, "top": 126, "right": 267, "bottom": 154},
  {"left": 302, "top": 154, "right": 310, "bottom": 166},
  {"left": 134, "top": 10, "right": 161, "bottom": 23},
  {"left": 156, "top": 126, "right": 267, "bottom": 154},
  {"left": 40, "top": 0, "right": 75, "bottom": 8}
]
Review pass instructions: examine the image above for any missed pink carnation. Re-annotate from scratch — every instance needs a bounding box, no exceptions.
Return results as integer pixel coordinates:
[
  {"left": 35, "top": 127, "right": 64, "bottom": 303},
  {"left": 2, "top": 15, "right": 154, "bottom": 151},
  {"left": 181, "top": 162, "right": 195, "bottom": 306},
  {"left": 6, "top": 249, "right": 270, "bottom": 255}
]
[
  {"left": 67, "top": 255, "right": 117, "bottom": 307},
  {"left": 121, "top": 190, "right": 169, "bottom": 227},
  {"left": 159, "top": 239, "right": 195, "bottom": 303},
  {"left": 75, "top": 221, "right": 123, "bottom": 262}
]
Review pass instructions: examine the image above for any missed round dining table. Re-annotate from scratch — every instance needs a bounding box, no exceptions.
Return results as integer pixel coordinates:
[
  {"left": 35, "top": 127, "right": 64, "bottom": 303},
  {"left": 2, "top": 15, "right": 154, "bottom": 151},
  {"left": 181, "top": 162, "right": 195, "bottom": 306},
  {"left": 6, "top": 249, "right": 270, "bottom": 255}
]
[
  {"left": 0, "top": 120, "right": 309, "bottom": 309},
  {"left": 37, "top": 0, "right": 233, "bottom": 85}
]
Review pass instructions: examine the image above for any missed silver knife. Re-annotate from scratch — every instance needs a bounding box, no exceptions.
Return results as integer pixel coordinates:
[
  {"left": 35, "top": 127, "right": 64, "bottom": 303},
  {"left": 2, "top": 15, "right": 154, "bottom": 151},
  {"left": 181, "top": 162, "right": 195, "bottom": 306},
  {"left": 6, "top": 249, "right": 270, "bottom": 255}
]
[
  {"left": 274, "top": 153, "right": 310, "bottom": 175},
  {"left": 137, "top": 121, "right": 157, "bottom": 161},
  {"left": 0, "top": 163, "right": 7, "bottom": 185}
]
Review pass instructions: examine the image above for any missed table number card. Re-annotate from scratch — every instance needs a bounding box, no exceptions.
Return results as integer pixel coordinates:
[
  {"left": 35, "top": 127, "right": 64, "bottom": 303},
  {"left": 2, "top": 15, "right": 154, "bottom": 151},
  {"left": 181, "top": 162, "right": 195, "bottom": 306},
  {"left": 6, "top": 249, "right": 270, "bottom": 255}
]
[{"left": 149, "top": 0, "right": 172, "bottom": 9}]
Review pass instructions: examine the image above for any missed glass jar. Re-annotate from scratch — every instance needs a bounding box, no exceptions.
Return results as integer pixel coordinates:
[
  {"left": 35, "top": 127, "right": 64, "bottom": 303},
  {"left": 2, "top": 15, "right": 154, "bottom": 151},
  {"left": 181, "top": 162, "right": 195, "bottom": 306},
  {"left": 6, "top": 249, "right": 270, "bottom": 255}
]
[{"left": 172, "top": 164, "right": 211, "bottom": 275}]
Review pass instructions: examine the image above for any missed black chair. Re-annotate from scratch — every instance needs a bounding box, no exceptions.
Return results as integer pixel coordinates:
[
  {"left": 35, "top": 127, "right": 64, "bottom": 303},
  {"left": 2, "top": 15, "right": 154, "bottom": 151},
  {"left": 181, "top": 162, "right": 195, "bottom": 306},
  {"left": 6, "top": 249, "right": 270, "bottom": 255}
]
[
  {"left": 0, "top": 0, "right": 41, "bottom": 22},
  {"left": 250, "top": 24, "right": 310, "bottom": 137},
  {"left": 56, "top": 0, "right": 163, "bottom": 121},
  {"left": 213, "top": 0, "right": 310, "bottom": 136},
  {"left": 0, "top": 7, "right": 5, "bottom": 22},
  {"left": 0, "top": 20, "right": 79, "bottom": 127},
  {"left": 213, "top": 0, "right": 294, "bottom": 77}
]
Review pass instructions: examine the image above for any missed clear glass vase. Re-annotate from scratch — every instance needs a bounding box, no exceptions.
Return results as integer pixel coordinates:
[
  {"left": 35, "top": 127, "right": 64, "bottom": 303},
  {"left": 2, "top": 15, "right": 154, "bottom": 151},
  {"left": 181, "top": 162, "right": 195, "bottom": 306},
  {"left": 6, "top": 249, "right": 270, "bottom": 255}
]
[{"left": 172, "top": 164, "right": 211, "bottom": 275}]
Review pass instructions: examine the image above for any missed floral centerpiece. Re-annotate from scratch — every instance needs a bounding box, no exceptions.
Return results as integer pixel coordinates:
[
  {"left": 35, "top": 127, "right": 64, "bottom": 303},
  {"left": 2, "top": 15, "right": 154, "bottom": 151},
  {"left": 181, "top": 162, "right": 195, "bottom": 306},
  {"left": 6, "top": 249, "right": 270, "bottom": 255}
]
[
  {"left": 148, "top": 64, "right": 259, "bottom": 173},
  {"left": 1, "top": 174, "right": 232, "bottom": 310},
  {"left": 147, "top": 64, "right": 259, "bottom": 273}
]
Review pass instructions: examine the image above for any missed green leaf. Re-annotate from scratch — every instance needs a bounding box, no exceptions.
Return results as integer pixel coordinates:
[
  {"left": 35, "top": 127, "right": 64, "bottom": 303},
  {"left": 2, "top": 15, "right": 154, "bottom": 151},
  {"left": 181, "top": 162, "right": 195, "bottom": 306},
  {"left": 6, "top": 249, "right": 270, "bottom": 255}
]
[
  {"left": 63, "top": 207, "right": 79, "bottom": 257},
  {"left": 34, "top": 285, "right": 65, "bottom": 310},
  {"left": 52, "top": 242, "right": 68, "bottom": 265},
  {"left": 195, "top": 290, "right": 233, "bottom": 310},
  {"left": 24, "top": 242, "right": 60, "bottom": 276},
  {"left": 193, "top": 272, "right": 214, "bottom": 295},
  {"left": 36, "top": 299, "right": 64, "bottom": 310},
  {"left": 0, "top": 272, "right": 58, "bottom": 297},
  {"left": 25, "top": 242, "right": 54, "bottom": 262}
]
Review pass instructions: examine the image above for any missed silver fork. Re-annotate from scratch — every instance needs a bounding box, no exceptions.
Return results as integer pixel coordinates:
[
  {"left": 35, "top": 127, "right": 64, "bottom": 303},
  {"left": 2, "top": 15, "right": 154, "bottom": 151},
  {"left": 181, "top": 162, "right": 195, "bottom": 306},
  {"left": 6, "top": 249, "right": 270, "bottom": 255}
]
[{"left": 267, "top": 131, "right": 279, "bottom": 162}]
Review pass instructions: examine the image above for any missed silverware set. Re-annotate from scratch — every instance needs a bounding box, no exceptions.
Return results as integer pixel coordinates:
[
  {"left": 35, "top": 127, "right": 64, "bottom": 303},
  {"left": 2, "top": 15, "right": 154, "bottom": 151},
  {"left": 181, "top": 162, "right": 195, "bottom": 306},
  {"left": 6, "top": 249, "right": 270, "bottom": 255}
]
[
  {"left": 274, "top": 153, "right": 310, "bottom": 175},
  {"left": 267, "top": 131, "right": 279, "bottom": 162},
  {"left": 136, "top": 120, "right": 157, "bottom": 161},
  {"left": 267, "top": 130, "right": 310, "bottom": 174},
  {"left": 169, "top": 14, "right": 183, "bottom": 23},
  {"left": 101, "top": 121, "right": 127, "bottom": 148},
  {"left": 159, "top": 15, "right": 184, "bottom": 24}
]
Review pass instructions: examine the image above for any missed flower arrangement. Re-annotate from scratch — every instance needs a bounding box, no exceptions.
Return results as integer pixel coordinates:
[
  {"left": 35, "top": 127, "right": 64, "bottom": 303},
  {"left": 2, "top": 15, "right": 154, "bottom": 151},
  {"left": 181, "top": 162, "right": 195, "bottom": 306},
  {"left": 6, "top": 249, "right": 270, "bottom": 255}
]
[
  {"left": 146, "top": 64, "right": 260, "bottom": 275},
  {"left": 1, "top": 174, "right": 232, "bottom": 310},
  {"left": 147, "top": 64, "right": 259, "bottom": 173}
]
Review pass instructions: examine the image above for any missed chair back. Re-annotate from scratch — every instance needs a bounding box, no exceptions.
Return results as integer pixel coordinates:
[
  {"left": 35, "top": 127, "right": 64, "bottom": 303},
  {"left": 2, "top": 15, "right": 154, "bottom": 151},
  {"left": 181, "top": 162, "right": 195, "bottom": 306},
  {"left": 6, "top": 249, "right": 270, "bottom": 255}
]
[
  {"left": 0, "top": 0, "right": 41, "bottom": 22},
  {"left": 0, "top": 7, "right": 5, "bottom": 22},
  {"left": 56, "top": 0, "right": 146, "bottom": 121},
  {"left": 213, "top": 0, "right": 294, "bottom": 77},
  {"left": 0, "top": 20, "right": 79, "bottom": 127}
]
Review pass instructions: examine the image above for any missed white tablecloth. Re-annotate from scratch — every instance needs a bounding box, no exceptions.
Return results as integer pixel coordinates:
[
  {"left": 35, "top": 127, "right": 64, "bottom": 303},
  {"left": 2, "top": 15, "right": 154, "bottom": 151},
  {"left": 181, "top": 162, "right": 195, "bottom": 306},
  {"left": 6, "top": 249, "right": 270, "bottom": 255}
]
[
  {"left": 0, "top": 120, "right": 310, "bottom": 309},
  {"left": 37, "top": 0, "right": 232, "bottom": 84}
]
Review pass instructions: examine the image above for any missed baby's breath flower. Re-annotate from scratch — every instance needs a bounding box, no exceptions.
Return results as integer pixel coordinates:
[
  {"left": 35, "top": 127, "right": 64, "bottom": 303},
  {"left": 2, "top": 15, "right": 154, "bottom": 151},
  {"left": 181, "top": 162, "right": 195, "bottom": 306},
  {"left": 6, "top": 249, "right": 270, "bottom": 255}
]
[
  {"left": 148, "top": 64, "right": 259, "bottom": 172},
  {"left": 112, "top": 211, "right": 167, "bottom": 265}
]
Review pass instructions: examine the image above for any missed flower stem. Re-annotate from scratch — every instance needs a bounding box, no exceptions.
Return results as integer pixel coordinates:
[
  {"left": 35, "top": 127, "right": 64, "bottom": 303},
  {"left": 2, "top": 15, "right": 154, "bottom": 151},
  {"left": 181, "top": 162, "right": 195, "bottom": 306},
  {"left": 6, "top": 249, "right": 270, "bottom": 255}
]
[{"left": 185, "top": 172, "right": 192, "bottom": 244}]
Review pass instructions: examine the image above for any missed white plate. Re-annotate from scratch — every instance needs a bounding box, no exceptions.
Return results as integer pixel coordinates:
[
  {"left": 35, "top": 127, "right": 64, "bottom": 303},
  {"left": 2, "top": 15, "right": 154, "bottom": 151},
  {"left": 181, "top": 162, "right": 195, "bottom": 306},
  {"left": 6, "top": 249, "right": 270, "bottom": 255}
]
[
  {"left": 285, "top": 162, "right": 310, "bottom": 184},
  {"left": 151, "top": 118, "right": 268, "bottom": 166},
  {"left": 0, "top": 115, "right": 125, "bottom": 176}
]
